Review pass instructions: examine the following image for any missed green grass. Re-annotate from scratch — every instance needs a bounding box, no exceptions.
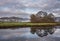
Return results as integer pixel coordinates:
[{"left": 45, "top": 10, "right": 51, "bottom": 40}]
[{"left": 0, "top": 22, "right": 59, "bottom": 27}]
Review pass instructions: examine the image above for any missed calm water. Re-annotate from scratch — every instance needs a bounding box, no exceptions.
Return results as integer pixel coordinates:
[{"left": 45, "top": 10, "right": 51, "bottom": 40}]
[{"left": 0, "top": 26, "right": 60, "bottom": 41}]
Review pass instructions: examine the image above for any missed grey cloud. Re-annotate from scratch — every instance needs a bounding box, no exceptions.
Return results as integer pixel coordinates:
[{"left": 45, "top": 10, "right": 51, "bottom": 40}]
[
  {"left": 53, "top": 9, "right": 60, "bottom": 14},
  {"left": 0, "top": 0, "right": 26, "bottom": 10},
  {"left": 0, "top": 0, "right": 60, "bottom": 17},
  {"left": 0, "top": 10, "right": 30, "bottom": 18}
]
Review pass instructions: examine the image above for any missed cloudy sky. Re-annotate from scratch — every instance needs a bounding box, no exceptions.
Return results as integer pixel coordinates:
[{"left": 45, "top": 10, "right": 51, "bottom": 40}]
[{"left": 0, "top": 0, "right": 60, "bottom": 17}]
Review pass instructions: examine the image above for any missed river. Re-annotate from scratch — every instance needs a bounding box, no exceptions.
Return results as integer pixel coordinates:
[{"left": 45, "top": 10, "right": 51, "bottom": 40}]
[{"left": 0, "top": 26, "right": 60, "bottom": 41}]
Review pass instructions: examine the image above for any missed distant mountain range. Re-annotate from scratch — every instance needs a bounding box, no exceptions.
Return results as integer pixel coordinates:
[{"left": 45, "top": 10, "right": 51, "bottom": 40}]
[
  {"left": 0, "top": 16, "right": 60, "bottom": 22},
  {"left": 55, "top": 17, "right": 60, "bottom": 22},
  {"left": 0, "top": 16, "right": 29, "bottom": 20},
  {"left": 0, "top": 16, "right": 30, "bottom": 22}
]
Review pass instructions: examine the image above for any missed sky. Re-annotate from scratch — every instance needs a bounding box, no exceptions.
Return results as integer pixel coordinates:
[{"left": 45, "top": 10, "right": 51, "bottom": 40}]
[{"left": 0, "top": 0, "right": 60, "bottom": 17}]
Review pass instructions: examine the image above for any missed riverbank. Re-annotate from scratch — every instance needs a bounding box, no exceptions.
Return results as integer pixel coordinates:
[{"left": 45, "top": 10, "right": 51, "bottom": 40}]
[{"left": 0, "top": 22, "right": 60, "bottom": 29}]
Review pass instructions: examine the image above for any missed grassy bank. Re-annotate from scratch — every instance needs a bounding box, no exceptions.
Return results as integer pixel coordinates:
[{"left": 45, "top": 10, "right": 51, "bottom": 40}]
[{"left": 0, "top": 22, "right": 60, "bottom": 29}]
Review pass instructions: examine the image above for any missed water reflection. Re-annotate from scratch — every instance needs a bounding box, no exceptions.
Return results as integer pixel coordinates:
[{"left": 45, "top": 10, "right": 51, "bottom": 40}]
[
  {"left": 30, "top": 26, "right": 56, "bottom": 37},
  {"left": 0, "top": 27, "right": 60, "bottom": 41}
]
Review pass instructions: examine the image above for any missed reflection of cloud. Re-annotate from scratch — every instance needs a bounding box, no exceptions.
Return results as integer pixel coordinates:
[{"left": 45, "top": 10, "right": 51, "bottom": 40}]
[
  {"left": 20, "top": 32, "right": 39, "bottom": 38},
  {"left": 0, "top": 28, "right": 60, "bottom": 41},
  {"left": 52, "top": 29, "right": 60, "bottom": 37},
  {"left": 0, "top": 28, "right": 30, "bottom": 39}
]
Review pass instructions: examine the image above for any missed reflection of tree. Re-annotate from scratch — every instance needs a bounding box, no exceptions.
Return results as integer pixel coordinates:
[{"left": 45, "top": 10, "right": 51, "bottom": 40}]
[{"left": 30, "top": 27, "right": 56, "bottom": 37}]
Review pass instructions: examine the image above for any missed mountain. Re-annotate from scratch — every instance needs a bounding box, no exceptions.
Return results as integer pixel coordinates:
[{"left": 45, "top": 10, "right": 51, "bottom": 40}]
[
  {"left": 36, "top": 11, "right": 47, "bottom": 17},
  {"left": 0, "top": 17, "right": 22, "bottom": 19},
  {"left": 0, "top": 16, "right": 30, "bottom": 22},
  {"left": 55, "top": 17, "right": 60, "bottom": 22}
]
